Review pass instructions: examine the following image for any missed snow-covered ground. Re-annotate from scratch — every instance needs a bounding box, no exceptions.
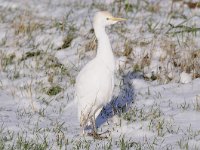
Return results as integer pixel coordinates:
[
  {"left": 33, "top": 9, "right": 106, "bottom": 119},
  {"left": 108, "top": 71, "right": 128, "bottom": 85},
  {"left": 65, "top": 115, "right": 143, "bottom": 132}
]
[{"left": 0, "top": 0, "right": 200, "bottom": 149}]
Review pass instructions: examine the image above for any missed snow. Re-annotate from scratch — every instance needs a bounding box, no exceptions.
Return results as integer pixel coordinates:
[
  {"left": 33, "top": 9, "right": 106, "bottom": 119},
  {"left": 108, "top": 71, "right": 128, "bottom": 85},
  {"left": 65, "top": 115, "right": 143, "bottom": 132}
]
[
  {"left": 116, "top": 56, "right": 127, "bottom": 70},
  {"left": 180, "top": 71, "right": 192, "bottom": 84},
  {"left": 0, "top": 0, "right": 200, "bottom": 149},
  {"left": 131, "top": 79, "right": 150, "bottom": 90}
]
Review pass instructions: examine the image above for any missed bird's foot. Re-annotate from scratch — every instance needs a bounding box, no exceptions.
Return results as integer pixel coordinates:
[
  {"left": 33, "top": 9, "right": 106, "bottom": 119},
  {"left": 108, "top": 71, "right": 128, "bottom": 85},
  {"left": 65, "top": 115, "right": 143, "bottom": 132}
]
[{"left": 87, "top": 130, "right": 110, "bottom": 140}]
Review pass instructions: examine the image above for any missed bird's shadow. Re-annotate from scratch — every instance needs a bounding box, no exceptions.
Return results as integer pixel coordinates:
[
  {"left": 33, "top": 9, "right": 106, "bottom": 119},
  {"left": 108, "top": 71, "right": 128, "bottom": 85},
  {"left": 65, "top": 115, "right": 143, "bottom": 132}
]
[{"left": 95, "top": 71, "right": 142, "bottom": 128}]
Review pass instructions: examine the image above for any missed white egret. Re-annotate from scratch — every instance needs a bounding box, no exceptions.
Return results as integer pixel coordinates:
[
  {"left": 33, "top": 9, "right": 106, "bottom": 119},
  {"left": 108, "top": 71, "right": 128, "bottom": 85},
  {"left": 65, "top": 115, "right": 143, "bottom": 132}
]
[{"left": 75, "top": 11, "right": 126, "bottom": 138}]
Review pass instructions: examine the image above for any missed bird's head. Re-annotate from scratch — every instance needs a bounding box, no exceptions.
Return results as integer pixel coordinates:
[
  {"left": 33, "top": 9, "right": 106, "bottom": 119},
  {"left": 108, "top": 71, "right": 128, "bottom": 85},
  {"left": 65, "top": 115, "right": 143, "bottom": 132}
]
[{"left": 93, "top": 11, "right": 126, "bottom": 27}]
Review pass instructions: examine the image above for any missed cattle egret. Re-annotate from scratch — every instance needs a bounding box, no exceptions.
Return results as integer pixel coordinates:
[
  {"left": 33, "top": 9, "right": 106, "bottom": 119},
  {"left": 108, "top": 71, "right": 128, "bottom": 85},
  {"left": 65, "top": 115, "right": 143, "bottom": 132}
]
[{"left": 75, "top": 11, "right": 126, "bottom": 138}]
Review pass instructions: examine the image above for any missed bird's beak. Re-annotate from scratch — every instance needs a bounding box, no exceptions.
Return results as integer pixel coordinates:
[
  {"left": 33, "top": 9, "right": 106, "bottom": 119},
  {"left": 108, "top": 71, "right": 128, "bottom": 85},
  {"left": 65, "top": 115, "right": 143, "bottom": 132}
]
[{"left": 110, "top": 17, "right": 127, "bottom": 21}]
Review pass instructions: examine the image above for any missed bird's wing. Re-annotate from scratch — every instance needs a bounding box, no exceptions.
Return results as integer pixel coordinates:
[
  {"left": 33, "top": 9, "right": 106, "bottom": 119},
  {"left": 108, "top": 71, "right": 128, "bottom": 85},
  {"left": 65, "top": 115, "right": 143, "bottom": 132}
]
[
  {"left": 75, "top": 59, "right": 101, "bottom": 101},
  {"left": 76, "top": 58, "right": 114, "bottom": 122}
]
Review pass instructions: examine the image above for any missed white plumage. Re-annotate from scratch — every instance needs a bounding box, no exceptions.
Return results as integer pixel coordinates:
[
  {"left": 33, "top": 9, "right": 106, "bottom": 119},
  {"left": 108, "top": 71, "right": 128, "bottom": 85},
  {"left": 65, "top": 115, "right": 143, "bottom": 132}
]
[{"left": 75, "top": 11, "right": 126, "bottom": 136}]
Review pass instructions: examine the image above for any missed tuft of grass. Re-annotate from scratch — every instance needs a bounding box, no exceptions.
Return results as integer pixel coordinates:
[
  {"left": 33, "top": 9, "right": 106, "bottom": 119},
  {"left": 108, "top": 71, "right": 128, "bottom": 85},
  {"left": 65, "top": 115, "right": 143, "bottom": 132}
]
[
  {"left": 16, "top": 133, "right": 48, "bottom": 150},
  {"left": 12, "top": 13, "right": 44, "bottom": 36},
  {"left": 150, "top": 72, "right": 157, "bottom": 81},
  {"left": 178, "top": 101, "right": 190, "bottom": 111},
  {"left": 184, "top": 2, "right": 200, "bottom": 9},
  {"left": 0, "top": 52, "right": 16, "bottom": 70},
  {"left": 21, "top": 51, "right": 41, "bottom": 61},
  {"left": 57, "top": 24, "right": 77, "bottom": 50},
  {"left": 177, "top": 138, "right": 189, "bottom": 150},
  {"left": 147, "top": 3, "right": 160, "bottom": 13},
  {"left": 45, "top": 57, "right": 70, "bottom": 77},
  {"left": 85, "top": 37, "right": 97, "bottom": 52},
  {"left": 125, "top": 2, "right": 134, "bottom": 12},
  {"left": 133, "top": 64, "right": 141, "bottom": 72},
  {"left": 123, "top": 40, "right": 133, "bottom": 57},
  {"left": 141, "top": 54, "right": 151, "bottom": 69},
  {"left": 4, "top": 53, "right": 16, "bottom": 66},
  {"left": 57, "top": 34, "right": 74, "bottom": 50},
  {"left": 117, "top": 136, "right": 142, "bottom": 150},
  {"left": 47, "top": 85, "right": 62, "bottom": 96},
  {"left": 123, "top": 105, "right": 163, "bottom": 122},
  {"left": 167, "top": 23, "right": 200, "bottom": 35},
  {"left": 14, "top": 22, "right": 44, "bottom": 35}
]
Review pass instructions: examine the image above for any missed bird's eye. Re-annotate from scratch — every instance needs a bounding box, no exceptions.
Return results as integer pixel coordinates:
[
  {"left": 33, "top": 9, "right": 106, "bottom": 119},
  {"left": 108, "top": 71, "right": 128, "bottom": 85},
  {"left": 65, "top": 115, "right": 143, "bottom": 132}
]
[{"left": 106, "top": 18, "right": 109, "bottom": 20}]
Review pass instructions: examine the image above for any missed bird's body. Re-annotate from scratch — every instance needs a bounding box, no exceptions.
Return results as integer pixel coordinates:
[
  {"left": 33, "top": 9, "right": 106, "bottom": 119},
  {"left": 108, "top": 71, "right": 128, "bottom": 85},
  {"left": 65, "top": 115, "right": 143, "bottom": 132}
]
[
  {"left": 75, "top": 11, "right": 126, "bottom": 136},
  {"left": 76, "top": 58, "right": 114, "bottom": 124}
]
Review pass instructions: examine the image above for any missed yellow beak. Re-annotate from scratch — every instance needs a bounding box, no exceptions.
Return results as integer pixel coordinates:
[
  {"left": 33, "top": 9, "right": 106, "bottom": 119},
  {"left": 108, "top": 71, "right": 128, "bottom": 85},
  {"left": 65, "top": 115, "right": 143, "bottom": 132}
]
[{"left": 110, "top": 17, "right": 127, "bottom": 21}]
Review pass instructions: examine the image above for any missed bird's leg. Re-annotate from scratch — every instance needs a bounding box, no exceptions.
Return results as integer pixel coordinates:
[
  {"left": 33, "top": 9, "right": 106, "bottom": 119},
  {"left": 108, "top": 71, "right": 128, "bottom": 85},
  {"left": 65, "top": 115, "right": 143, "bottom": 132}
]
[
  {"left": 92, "top": 115, "right": 97, "bottom": 132},
  {"left": 82, "top": 127, "right": 85, "bottom": 136},
  {"left": 88, "top": 116, "right": 97, "bottom": 134},
  {"left": 88, "top": 114, "right": 108, "bottom": 139},
  {"left": 88, "top": 116, "right": 100, "bottom": 139}
]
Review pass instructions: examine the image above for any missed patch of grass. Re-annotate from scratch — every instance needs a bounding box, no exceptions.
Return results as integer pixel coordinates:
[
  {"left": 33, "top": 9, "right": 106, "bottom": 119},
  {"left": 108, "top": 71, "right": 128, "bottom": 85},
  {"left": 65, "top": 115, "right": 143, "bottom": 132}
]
[
  {"left": 125, "top": 2, "right": 134, "bottom": 12},
  {"left": 118, "top": 136, "right": 141, "bottom": 150},
  {"left": 167, "top": 23, "right": 200, "bottom": 35},
  {"left": 57, "top": 24, "right": 77, "bottom": 50},
  {"left": 45, "top": 57, "right": 70, "bottom": 76},
  {"left": 91, "top": 2, "right": 108, "bottom": 10},
  {"left": 184, "top": 2, "right": 200, "bottom": 9},
  {"left": 47, "top": 85, "right": 62, "bottom": 96},
  {"left": 21, "top": 50, "right": 41, "bottom": 61},
  {"left": 147, "top": 21, "right": 160, "bottom": 33},
  {"left": 133, "top": 64, "right": 141, "bottom": 72},
  {"left": 141, "top": 54, "right": 151, "bottom": 69},
  {"left": 14, "top": 21, "right": 44, "bottom": 35},
  {"left": 147, "top": 3, "right": 160, "bottom": 13},
  {"left": 12, "top": 12, "right": 44, "bottom": 36},
  {"left": 0, "top": 52, "right": 16, "bottom": 70},
  {"left": 123, "top": 40, "right": 133, "bottom": 57},
  {"left": 178, "top": 101, "right": 191, "bottom": 111},
  {"left": 177, "top": 138, "right": 189, "bottom": 150},
  {"left": 72, "top": 139, "right": 92, "bottom": 150},
  {"left": 150, "top": 72, "right": 157, "bottom": 81},
  {"left": 57, "top": 34, "right": 74, "bottom": 50},
  {"left": 16, "top": 132, "right": 48, "bottom": 150},
  {"left": 123, "top": 104, "right": 163, "bottom": 122},
  {"left": 85, "top": 31, "right": 97, "bottom": 52}
]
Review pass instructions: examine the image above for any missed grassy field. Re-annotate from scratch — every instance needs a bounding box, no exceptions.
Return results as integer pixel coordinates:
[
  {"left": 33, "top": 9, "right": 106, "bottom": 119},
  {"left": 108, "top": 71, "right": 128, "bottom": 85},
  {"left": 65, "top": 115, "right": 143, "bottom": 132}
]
[{"left": 0, "top": 0, "right": 200, "bottom": 149}]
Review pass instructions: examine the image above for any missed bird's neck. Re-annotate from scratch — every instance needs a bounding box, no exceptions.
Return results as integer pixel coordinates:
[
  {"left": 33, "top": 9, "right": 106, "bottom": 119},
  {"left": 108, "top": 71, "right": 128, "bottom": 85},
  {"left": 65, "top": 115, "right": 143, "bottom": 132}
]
[{"left": 94, "top": 26, "right": 115, "bottom": 71}]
